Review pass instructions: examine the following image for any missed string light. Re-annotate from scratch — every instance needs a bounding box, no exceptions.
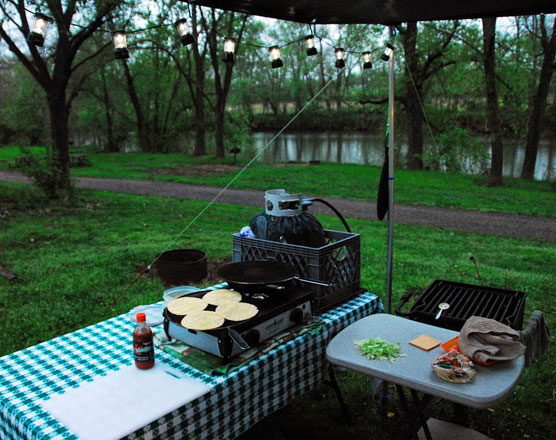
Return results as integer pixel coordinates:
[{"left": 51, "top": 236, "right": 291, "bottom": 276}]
[
  {"left": 113, "top": 30, "right": 130, "bottom": 60},
  {"left": 362, "top": 51, "right": 372, "bottom": 69},
  {"left": 381, "top": 43, "right": 394, "bottom": 61},
  {"left": 269, "top": 46, "right": 283, "bottom": 68},
  {"left": 335, "top": 48, "right": 345, "bottom": 68},
  {"left": 175, "top": 19, "right": 194, "bottom": 46},
  {"left": 8, "top": 1, "right": 383, "bottom": 71},
  {"left": 305, "top": 35, "right": 317, "bottom": 56},
  {"left": 27, "top": 12, "right": 52, "bottom": 47},
  {"left": 223, "top": 37, "right": 236, "bottom": 63}
]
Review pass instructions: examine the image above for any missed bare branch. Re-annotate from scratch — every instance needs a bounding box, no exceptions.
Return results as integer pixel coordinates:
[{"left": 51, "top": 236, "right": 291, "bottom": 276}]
[{"left": 71, "top": 40, "right": 111, "bottom": 73}]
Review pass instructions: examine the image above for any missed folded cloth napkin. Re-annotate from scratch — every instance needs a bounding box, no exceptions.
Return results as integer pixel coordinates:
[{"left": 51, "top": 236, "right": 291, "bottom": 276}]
[
  {"left": 519, "top": 310, "right": 552, "bottom": 367},
  {"left": 459, "top": 316, "right": 526, "bottom": 363}
]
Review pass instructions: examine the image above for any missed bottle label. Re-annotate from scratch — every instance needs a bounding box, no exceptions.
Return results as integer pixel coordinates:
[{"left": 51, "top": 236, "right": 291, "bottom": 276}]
[{"left": 134, "top": 340, "right": 154, "bottom": 363}]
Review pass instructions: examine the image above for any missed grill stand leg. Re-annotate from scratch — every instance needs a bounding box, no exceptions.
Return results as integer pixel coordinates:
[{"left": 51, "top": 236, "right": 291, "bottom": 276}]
[
  {"left": 395, "top": 385, "right": 433, "bottom": 440},
  {"left": 325, "top": 365, "right": 351, "bottom": 423}
]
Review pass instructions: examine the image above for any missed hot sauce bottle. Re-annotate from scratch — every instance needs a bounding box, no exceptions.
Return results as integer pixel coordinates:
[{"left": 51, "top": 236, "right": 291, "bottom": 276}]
[{"left": 133, "top": 312, "right": 155, "bottom": 369}]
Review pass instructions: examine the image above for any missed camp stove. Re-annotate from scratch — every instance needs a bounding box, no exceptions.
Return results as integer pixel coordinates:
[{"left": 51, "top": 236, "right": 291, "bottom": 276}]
[{"left": 163, "top": 285, "right": 314, "bottom": 361}]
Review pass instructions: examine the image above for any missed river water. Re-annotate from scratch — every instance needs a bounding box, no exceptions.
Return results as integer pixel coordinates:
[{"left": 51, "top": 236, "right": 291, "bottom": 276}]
[{"left": 252, "top": 131, "right": 555, "bottom": 181}]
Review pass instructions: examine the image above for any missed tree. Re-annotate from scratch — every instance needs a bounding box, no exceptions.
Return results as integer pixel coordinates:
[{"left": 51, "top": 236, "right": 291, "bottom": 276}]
[
  {"left": 0, "top": 63, "right": 48, "bottom": 144},
  {"left": 521, "top": 15, "right": 556, "bottom": 179},
  {"left": 0, "top": 0, "right": 121, "bottom": 196},
  {"left": 202, "top": 9, "right": 247, "bottom": 158},
  {"left": 481, "top": 17, "right": 504, "bottom": 186},
  {"left": 399, "top": 21, "right": 458, "bottom": 170}
]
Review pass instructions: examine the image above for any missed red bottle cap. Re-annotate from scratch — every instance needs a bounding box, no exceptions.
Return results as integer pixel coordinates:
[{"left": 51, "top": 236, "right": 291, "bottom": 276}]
[{"left": 136, "top": 312, "right": 146, "bottom": 322}]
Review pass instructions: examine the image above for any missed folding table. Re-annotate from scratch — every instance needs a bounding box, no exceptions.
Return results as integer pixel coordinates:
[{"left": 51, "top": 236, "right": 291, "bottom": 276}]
[
  {"left": 0, "top": 286, "right": 382, "bottom": 440},
  {"left": 326, "top": 313, "right": 525, "bottom": 439}
]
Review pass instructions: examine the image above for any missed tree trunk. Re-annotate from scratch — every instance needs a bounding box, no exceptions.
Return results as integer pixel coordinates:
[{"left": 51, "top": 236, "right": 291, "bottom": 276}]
[
  {"left": 549, "top": 93, "right": 556, "bottom": 191},
  {"left": 191, "top": 5, "right": 207, "bottom": 157},
  {"left": 215, "top": 102, "right": 225, "bottom": 159},
  {"left": 482, "top": 18, "right": 504, "bottom": 187},
  {"left": 521, "top": 17, "right": 556, "bottom": 179},
  {"left": 101, "top": 69, "right": 117, "bottom": 152},
  {"left": 336, "top": 73, "right": 343, "bottom": 111},
  {"left": 0, "top": 124, "right": 14, "bottom": 144},
  {"left": 193, "top": 74, "right": 206, "bottom": 156},
  {"left": 318, "top": 39, "right": 331, "bottom": 112},
  {"left": 402, "top": 22, "right": 424, "bottom": 170},
  {"left": 122, "top": 61, "right": 150, "bottom": 152},
  {"left": 47, "top": 91, "right": 71, "bottom": 194}
]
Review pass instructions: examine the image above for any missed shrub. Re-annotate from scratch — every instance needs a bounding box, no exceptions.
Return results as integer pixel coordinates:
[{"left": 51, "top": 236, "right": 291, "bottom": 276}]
[
  {"left": 15, "top": 148, "right": 73, "bottom": 199},
  {"left": 422, "top": 127, "right": 489, "bottom": 173}
]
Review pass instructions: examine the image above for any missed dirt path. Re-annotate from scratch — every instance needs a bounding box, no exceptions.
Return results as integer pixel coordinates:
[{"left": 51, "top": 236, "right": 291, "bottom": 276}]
[{"left": 1, "top": 170, "right": 555, "bottom": 242}]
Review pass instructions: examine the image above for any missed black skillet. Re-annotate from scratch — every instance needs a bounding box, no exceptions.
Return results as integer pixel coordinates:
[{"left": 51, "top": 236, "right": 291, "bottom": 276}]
[{"left": 217, "top": 260, "right": 330, "bottom": 293}]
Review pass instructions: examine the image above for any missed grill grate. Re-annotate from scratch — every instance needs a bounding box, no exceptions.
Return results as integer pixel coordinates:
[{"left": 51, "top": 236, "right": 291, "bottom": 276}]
[{"left": 403, "top": 280, "right": 526, "bottom": 331}]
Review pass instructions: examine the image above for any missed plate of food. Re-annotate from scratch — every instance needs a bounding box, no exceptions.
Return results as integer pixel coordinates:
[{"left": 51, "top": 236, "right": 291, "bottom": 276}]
[{"left": 441, "top": 336, "right": 496, "bottom": 366}]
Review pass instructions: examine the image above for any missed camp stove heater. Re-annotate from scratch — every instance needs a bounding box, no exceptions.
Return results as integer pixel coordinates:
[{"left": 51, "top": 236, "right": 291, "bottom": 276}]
[{"left": 163, "top": 286, "right": 314, "bottom": 361}]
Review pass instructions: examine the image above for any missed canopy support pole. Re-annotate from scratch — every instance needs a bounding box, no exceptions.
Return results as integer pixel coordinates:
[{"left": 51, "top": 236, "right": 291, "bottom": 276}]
[{"left": 386, "top": 26, "right": 395, "bottom": 314}]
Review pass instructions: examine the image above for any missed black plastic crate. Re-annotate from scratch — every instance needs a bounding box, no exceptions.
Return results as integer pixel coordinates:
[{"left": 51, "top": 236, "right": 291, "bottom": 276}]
[{"left": 232, "top": 230, "right": 361, "bottom": 313}]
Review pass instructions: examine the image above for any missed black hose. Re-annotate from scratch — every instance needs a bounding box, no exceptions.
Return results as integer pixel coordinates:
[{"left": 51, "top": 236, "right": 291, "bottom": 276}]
[{"left": 308, "top": 198, "right": 351, "bottom": 233}]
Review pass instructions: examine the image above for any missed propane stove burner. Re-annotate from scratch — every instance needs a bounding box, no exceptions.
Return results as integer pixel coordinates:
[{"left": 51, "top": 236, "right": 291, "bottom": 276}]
[
  {"left": 163, "top": 285, "right": 314, "bottom": 361},
  {"left": 247, "top": 293, "right": 270, "bottom": 301}
]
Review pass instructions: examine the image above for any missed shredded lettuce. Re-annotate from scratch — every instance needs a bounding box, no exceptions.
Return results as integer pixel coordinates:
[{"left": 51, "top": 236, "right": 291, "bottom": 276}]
[{"left": 354, "top": 337, "right": 405, "bottom": 362}]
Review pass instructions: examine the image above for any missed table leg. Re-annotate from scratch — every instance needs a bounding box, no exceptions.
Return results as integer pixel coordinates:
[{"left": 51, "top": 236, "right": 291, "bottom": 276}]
[
  {"left": 325, "top": 365, "right": 351, "bottom": 423},
  {"left": 379, "top": 381, "right": 391, "bottom": 439},
  {"left": 395, "top": 385, "right": 433, "bottom": 440},
  {"left": 411, "top": 389, "right": 433, "bottom": 440}
]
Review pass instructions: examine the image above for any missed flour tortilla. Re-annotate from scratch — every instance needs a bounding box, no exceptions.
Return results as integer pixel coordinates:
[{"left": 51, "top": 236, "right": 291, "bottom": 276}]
[
  {"left": 202, "top": 289, "right": 242, "bottom": 306},
  {"left": 181, "top": 311, "right": 225, "bottom": 330},
  {"left": 216, "top": 302, "right": 259, "bottom": 322},
  {"left": 167, "top": 297, "right": 207, "bottom": 316}
]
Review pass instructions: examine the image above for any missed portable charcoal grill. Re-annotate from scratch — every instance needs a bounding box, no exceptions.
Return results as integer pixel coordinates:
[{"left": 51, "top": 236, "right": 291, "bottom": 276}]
[{"left": 396, "top": 279, "right": 526, "bottom": 331}]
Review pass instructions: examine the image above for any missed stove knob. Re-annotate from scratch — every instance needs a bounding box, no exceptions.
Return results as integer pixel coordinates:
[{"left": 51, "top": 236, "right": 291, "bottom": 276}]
[
  {"left": 245, "top": 329, "right": 260, "bottom": 346},
  {"left": 290, "top": 307, "right": 304, "bottom": 325}
]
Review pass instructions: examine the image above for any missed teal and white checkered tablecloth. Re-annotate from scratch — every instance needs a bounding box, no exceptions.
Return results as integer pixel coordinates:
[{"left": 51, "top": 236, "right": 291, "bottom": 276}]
[{"left": 0, "top": 286, "right": 382, "bottom": 440}]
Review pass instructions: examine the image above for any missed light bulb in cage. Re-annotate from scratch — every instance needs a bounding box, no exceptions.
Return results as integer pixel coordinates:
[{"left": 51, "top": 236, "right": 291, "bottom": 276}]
[
  {"left": 335, "top": 48, "right": 345, "bottom": 68},
  {"left": 362, "top": 51, "right": 373, "bottom": 69},
  {"left": 381, "top": 43, "right": 394, "bottom": 61},
  {"left": 113, "top": 30, "right": 130, "bottom": 60},
  {"left": 175, "top": 19, "right": 194, "bottom": 46},
  {"left": 269, "top": 46, "right": 283, "bottom": 68},
  {"left": 223, "top": 37, "right": 236, "bottom": 63},
  {"left": 305, "top": 35, "right": 317, "bottom": 56},
  {"left": 27, "top": 13, "right": 52, "bottom": 47}
]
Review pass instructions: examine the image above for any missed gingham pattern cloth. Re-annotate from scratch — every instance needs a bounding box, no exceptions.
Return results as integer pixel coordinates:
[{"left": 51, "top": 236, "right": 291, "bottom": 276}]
[{"left": 0, "top": 285, "right": 382, "bottom": 440}]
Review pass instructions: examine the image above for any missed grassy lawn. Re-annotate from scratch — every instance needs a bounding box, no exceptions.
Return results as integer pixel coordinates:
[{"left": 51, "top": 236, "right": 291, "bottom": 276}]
[
  {"left": 0, "top": 181, "right": 554, "bottom": 439},
  {"left": 1, "top": 145, "right": 555, "bottom": 218}
]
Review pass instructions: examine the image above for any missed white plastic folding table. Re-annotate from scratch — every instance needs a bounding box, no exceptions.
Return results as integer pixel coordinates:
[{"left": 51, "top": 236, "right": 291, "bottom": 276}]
[{"left": 326, "top": 313, "right": 525, "bottom": 439}]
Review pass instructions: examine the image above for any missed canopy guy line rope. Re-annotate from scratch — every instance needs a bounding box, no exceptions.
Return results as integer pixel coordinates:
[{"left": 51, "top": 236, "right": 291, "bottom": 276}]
[{"left": 111, "top": 67, "right": 344, "bottom": 307}]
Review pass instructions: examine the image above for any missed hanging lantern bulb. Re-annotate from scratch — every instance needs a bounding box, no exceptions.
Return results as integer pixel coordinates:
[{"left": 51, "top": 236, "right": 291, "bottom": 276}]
[
  {"left": 335, "top": 48, "right": 345, "bottom": 68},
  {"left": 381, "top": 43, "right": 394, "bottom": 61},
  {"left": 27, "top": 13, "right": 52, "bottom": 47},
  {"left": 269, "top": 46, "right": 283, "bottom": 68},
  {"left": 362, "top": 51, "right": 373, "bottom": 69},
  {"left": 305, "top": 35, "right": 317, "bottom": 56},
  {"left": 113, "top": 30, "right": 130, "bottom": 60},
  {"left": 223, "top": 37, "right": 236, "bottom": 63},
  {"left": 175, "top": 19, "right": 195, "bottom": 46}
]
